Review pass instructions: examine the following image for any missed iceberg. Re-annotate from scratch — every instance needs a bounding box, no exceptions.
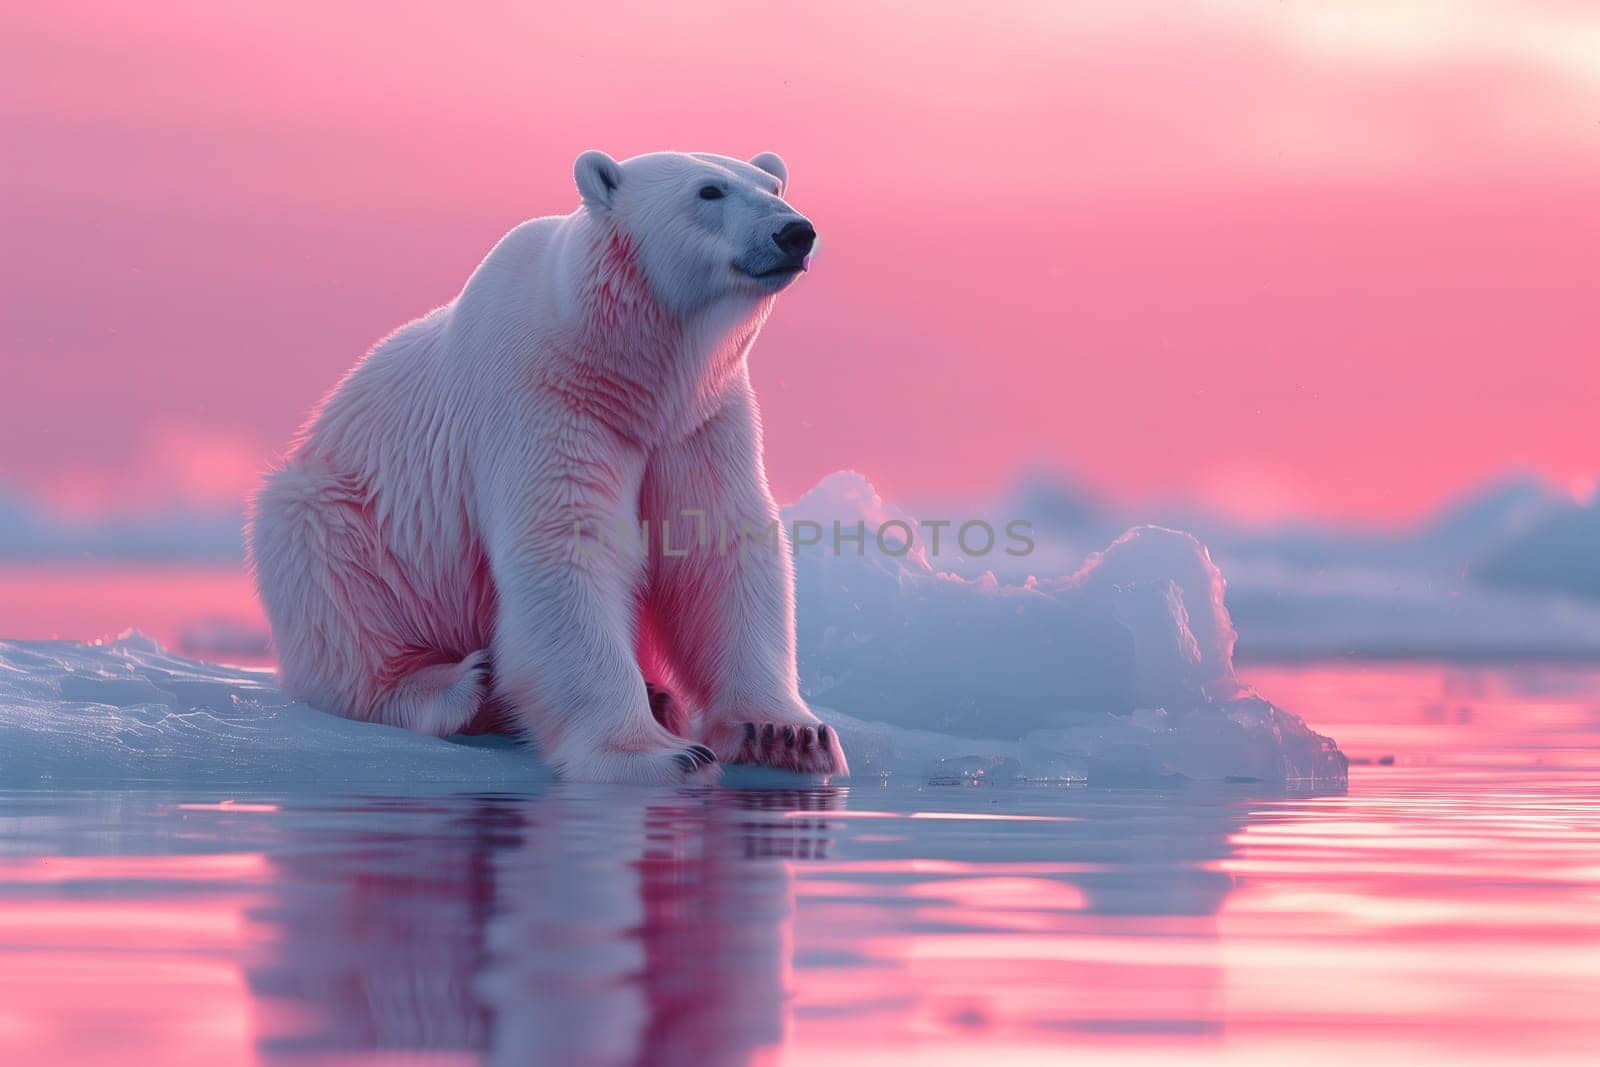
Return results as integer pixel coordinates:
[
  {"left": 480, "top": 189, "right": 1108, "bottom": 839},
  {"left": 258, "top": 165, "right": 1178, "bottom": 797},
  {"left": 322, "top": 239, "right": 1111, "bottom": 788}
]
[{"left": 786, "top": 473, "right": 1345, "bottom": 786}]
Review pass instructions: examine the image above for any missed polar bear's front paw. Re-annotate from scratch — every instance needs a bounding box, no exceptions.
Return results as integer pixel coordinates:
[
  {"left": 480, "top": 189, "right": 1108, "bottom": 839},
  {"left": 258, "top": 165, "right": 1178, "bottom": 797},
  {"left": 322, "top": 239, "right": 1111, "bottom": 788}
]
[
  {"left": 551, "top": 736, "right": 720, "bottom": 785},
  {"left": 709, "top": 716, "right": 849, "bottom": 777}
]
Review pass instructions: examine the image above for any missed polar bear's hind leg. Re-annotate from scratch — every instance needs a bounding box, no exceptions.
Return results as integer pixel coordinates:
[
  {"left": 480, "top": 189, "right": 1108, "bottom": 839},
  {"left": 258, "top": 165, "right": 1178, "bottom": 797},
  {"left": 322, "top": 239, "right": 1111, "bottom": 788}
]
[
  {"left": 373, "top": 648, "right": 495, "bottom": 736},
  {"left": 249, "top": 467, "right": 491, "bottom": 738}
]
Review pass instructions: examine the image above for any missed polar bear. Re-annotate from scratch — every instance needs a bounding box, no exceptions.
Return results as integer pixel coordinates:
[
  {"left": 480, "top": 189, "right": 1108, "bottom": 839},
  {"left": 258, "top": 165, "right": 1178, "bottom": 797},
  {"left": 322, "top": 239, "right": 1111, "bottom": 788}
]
[{"left": 248, "top": 150, "right": 847, "bottom": 784}]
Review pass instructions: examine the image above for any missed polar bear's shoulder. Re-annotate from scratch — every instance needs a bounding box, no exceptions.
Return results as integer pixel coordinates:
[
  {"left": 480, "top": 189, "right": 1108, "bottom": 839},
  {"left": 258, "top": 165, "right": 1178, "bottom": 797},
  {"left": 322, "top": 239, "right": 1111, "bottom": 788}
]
[
  {"left": 457, "top": 213, "right": 590, "bottom": 326},
  {"left": 473, "top": 213, "right": 579, "bottom": 280}
]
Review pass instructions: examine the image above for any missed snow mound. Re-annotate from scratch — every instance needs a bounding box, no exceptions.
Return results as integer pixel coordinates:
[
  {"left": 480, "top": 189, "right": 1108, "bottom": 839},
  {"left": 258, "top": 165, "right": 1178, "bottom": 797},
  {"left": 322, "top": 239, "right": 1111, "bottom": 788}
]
[{"left": 0, "top": 633, "right": 548, "bottom": 791}]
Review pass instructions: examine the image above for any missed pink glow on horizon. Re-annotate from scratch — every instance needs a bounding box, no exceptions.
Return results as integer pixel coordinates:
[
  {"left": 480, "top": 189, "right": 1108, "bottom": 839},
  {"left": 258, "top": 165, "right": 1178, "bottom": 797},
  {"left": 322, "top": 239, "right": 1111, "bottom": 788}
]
[{"left": 3, "top": 2, "right": 1598, "bottom": 525}]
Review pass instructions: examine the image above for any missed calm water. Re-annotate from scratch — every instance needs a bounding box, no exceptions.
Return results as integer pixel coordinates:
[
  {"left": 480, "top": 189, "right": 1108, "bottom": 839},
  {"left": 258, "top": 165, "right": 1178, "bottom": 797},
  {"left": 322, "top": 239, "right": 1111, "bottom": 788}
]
[{"left": 2, "top": 662, "right": 1598, "bottom": 1066}]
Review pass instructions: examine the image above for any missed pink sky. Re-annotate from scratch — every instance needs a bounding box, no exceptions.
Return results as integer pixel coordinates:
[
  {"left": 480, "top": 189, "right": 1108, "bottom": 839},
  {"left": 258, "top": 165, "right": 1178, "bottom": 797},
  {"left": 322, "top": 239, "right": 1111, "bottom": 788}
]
[{"left": 3, "top": 1, "right": 1597, "bottom": 525}]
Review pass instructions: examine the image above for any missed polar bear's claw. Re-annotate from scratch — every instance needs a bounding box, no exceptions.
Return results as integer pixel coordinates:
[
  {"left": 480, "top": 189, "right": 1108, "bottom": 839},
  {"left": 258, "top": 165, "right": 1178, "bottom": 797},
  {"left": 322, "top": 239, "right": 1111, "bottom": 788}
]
[
  {"left": 556, "top": 741, "right": 721, "bottom": 785},
  {"left": 721, "top": 717, "right": 849, "bottom": 777},
  {"left": 663, "top": 742, "right": 718, "bottom": 780}
]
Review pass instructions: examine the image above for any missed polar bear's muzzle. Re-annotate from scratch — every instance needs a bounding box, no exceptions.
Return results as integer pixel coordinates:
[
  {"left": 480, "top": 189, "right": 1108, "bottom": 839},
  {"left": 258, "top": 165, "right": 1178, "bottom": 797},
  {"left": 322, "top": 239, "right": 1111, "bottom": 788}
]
[{"left": 734, "top": 217, "right": 817, "bottom": 286}]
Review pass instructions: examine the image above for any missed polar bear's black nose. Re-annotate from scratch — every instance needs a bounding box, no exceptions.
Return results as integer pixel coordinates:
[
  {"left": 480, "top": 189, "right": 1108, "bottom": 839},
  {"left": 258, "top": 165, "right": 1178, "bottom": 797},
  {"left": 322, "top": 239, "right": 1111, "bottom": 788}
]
[{"left": 773, "top": 220, "right": 816, "bottom": 260}]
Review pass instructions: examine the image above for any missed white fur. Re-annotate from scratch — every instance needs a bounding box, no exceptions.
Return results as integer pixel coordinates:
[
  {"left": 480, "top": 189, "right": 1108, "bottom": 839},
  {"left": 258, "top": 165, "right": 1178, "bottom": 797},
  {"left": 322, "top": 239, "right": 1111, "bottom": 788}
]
[{"left": 248, "top": 151, "right": 846, "bottom": 783}]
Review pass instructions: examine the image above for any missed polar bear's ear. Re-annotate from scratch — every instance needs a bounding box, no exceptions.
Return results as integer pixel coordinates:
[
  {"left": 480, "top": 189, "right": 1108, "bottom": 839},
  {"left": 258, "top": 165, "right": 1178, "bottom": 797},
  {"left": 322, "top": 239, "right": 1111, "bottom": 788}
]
[
  {"left": 575, "top": 150, "right": 622, "bottom": 209},
  {"left": 749, "top": 151, "right": 788, "bottom": 194}
]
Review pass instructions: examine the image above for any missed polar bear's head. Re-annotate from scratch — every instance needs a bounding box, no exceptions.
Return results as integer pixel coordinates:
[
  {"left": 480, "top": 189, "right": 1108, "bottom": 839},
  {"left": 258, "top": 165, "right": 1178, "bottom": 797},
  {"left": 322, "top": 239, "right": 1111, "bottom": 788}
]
[{"left": 574, "top": 150, "right": 815, "bottom": 317}]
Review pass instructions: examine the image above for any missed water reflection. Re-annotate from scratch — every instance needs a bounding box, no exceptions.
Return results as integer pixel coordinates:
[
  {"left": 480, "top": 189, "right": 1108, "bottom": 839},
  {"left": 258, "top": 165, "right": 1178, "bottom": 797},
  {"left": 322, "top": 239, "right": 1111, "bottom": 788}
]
[
  {"left": 242, "top": 788, "right": 844, "bottom": 1065},
  {"left": 0, "top": 783, "right": 1261, "bottom": 1064},
  {"left": 785, "top": 787, "right": 1256, "bottom": 1056},
  {"left": 486, "top": 787, "right": 1254, "bottom": 1063},
  {"left": 482, "top": 789, "right": 836, "bottom": 1066}
]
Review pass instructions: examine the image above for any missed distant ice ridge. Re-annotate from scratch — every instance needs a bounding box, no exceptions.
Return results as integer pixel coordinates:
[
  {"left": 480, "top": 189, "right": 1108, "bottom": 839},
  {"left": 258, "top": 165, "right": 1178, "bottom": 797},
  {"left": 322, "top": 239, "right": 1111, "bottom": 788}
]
[
  {"left": 0, "top": 473, "right": 1346, "bottom": 790},
  {"left": 0, "top": 490, "right": 244, "bottom": 562},
  {"left": 978, "top": 469, "right": 1600, "bottom": 660},
  {"left": 1475, "top": 498, "right": 1600, "bottom": 605}
]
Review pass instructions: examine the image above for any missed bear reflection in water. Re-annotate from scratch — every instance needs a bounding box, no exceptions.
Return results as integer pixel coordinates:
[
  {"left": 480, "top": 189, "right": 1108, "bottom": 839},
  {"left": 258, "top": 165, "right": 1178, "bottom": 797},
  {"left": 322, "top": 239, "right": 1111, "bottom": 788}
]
[
  {"left": 247, "top": 786, "right": 1247, "bottom": 1063},
  {"left": 249, "top": 789, "right": 833, "bottom": 1065}
]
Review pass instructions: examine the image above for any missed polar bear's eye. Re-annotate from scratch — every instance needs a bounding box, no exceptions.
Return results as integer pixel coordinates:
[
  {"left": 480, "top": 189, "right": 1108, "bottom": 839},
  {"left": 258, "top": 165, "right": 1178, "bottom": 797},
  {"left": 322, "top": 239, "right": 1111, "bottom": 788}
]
[{"left": 698, "top": 185, "right": 725, "bottom": 201}]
